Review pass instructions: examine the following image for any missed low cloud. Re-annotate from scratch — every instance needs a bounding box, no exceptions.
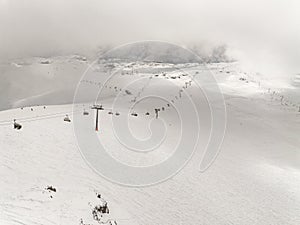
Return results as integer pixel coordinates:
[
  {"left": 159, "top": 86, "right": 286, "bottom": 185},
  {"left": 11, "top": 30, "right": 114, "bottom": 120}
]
[{"left": 0, "top": 0, "right": 299, "bottom": 80}]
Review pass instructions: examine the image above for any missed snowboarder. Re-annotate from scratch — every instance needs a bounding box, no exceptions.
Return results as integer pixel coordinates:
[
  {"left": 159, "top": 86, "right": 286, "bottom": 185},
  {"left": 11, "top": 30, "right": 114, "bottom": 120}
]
[
  {"left": 64, "top": 114, "right": 71, "bottom": 122},
  {"left": 13, "top": 119, "right": 22, "bottom": 130}
]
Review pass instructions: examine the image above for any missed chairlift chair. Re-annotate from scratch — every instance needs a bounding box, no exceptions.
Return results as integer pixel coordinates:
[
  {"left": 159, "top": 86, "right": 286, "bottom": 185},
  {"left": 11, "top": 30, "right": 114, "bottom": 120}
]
[{"left": 131, "top": 112, "right": 138, "bottom": 117}]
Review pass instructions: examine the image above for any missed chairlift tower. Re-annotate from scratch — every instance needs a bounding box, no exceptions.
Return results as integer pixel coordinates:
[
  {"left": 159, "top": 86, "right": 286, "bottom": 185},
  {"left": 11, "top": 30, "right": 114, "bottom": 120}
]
[{"left": 91, "top": 104, "right": 104, "bottom": 131}]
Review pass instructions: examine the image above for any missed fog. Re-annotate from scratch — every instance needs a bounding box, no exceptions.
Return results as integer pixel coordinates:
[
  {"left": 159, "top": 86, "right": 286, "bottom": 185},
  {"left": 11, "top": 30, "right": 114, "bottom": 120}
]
[{"left": 0, "top": 0, "right": 299, "bottom": 80}]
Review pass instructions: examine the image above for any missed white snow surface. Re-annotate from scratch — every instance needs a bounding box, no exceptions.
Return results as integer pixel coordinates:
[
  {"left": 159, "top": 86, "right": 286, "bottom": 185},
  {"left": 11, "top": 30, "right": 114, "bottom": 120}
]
[{"left": 0, "top": 62, "right": 300, "bottom": 225}]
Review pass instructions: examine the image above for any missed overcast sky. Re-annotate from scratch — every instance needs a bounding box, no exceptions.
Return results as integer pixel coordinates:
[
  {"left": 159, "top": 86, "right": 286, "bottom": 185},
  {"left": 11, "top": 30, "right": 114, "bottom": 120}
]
[{"left": 0, "top": 0, "right": 299, "bottom": 79}]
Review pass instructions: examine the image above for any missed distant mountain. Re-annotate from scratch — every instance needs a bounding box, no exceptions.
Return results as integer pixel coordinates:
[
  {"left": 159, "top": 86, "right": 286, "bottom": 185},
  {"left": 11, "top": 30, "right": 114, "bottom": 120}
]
[{"left": 99, "top": 42, "right": 231, "bottom": 64}]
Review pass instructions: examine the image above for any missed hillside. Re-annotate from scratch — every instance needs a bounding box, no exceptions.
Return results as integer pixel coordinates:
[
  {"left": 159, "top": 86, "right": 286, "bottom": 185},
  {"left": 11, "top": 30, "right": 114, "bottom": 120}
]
[{"left": 0, "top": 62, "right": 299, "bottom": 224}]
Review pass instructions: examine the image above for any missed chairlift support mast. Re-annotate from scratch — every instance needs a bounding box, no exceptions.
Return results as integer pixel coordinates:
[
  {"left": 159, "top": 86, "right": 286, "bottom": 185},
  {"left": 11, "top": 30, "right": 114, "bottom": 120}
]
[{"left": 91, "top": 105, "right": 104, "bottom": 131}]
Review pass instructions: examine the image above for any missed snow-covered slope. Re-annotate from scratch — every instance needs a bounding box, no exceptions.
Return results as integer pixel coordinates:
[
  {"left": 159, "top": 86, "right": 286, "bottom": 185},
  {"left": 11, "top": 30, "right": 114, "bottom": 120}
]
[
  {"left": 0, "top": 55, "right": 89, "bottom": 111},
  {"left": 0, "top": 105, "right": 138, "bottom": 225},
  {"left": 0, "top": 62, "right": 299, "bottom": 225}
]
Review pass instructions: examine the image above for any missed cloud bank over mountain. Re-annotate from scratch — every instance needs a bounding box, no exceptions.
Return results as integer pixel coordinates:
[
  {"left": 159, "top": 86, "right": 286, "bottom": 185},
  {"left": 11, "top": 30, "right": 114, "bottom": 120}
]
[{"left": 0, "top": 0, "right": 299, "bottom": 80}]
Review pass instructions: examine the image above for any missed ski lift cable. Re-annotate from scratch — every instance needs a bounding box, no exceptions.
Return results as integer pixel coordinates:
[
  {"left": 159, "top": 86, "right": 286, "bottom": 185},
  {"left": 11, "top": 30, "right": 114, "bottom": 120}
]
[
  {"left": 0, "top": 110, "right": 79, "bottom": 123},
  {"left": 0, "top": 74, "right": 193, "bottom": 126},
  {"left": 0, "top": 110, "right": 82, "bottom": 126},
  {"left": 21, "top": 111, "right": 81, "bottom": 123},
  {"left": 87, "top": 76, "right": 189, "bottom": 116},
  {"left": 0, "top": 112, "right": 80, "bottom": 126},
  {"left": 0, "top": 112, "right": 80, "bottom": 127}
]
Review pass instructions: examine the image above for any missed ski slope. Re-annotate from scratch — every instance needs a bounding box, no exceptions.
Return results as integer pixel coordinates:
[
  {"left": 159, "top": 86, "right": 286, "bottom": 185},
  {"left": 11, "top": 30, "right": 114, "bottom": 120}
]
[{"left": 0, "top": 62, "right": 300, "bottom": 225}]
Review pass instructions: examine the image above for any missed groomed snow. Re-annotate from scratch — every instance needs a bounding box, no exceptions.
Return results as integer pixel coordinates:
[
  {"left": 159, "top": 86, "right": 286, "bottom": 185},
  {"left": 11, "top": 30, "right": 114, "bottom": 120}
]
[{"left": 0, "top": 62, "right": 299, "bottom": 224}]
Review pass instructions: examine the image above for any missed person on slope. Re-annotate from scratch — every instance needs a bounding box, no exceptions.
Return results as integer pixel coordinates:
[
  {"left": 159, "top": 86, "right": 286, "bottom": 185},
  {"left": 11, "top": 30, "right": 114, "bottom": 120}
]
[{"left": 13, "top": 119, "right": 22, "bottom": 130}]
